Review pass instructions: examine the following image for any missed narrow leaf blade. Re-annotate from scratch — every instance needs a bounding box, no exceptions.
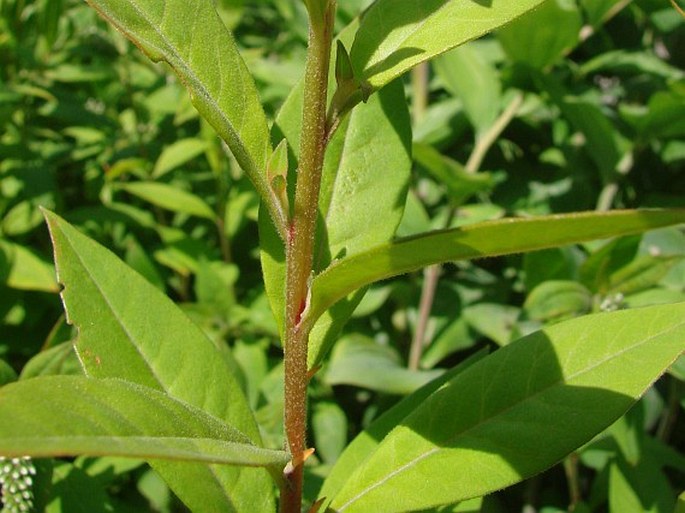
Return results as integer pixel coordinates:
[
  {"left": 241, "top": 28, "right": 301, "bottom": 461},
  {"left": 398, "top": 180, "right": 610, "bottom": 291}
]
[
  {"left": 118, "top": 181, "right": 215, "bottom": 220},
  {"left": 0, "top": 376, "right": 288, "bottom": 469},
  {"left": 309, "top": 210, "right": 685, "bottom": 325},
  {"left": 85, "top": 0, "right": 285, "bottom": 233}
]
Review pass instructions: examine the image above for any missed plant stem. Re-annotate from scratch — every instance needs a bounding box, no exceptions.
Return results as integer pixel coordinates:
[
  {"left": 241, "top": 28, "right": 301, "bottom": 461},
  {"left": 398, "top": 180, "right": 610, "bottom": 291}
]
[
  {"left": 281, "top": 3, "right": 335, "bottom": 512},
  {"left": 409, "top": 93, "right": 523, "bottom": 370},
  {"left": 411, "top": 62, "right": 430, "bottom": 124}
]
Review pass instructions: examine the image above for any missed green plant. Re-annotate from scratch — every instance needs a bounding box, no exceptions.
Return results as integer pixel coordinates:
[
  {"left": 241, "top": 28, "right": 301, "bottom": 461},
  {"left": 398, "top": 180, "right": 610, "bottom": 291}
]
[{"left": 1, "top": 1, "right": 684, "bottom": 512}]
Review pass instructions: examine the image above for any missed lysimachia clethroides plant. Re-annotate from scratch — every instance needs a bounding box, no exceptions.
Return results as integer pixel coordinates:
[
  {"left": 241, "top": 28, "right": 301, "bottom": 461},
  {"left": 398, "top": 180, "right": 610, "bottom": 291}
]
[{"left": 1, "top": 1, "right": 684, "bottom": 512}]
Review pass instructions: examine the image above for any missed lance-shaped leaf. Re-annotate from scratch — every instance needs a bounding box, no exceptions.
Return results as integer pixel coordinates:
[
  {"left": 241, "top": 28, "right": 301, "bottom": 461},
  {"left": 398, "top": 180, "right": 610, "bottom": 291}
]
[
  {"left": 0, "top": 376, "right": 288, "bottom": 469},
  {"left": 326, "top": 302, "right": 685, "bottom": 512},
  {"left": 306, "top": 210, "right": 685, "bottom": 350},
  {"left": 350, "top": 0, "right": 547, "bottom": 92},
  {"left": 85, "top": 0, "right": 286, "bottom": 236},
  {"left": 44, "top": 210, "right": 274, "bottom": 513},
  {"left": 262, "top": 78, "right": 411, "bottom": 369}
]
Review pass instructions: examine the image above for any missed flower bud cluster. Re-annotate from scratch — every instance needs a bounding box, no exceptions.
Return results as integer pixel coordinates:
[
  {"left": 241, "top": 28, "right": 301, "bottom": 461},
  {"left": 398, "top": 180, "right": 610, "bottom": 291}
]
[{"left": 0, "top": 457, "right": 35, "bottom": 513}]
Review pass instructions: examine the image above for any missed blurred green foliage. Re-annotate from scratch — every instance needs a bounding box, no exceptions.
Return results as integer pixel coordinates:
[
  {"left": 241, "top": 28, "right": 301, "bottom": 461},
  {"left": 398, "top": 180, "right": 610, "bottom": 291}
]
[{"left": 1, "top": 0, "right": 684, "bottom": 511}]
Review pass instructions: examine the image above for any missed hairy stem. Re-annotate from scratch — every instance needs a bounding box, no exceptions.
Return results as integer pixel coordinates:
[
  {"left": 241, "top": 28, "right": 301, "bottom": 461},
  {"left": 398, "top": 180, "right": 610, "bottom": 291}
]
[{"left": 281, "top": 3, "right": 335, "bottom": 512}]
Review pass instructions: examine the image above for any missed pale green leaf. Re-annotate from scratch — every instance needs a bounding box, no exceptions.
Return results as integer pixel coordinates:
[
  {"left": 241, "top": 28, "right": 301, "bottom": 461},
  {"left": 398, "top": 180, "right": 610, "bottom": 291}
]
[
  {"left": 328, "top": 302, "right": 685, "bottom": 511},
  {"left": 0, "top": 239, "right": 58, "bottom": 292},
  {"left": 324, "top": 335, "right": 443, "bottom": 395},
  {"left": 308, "top": 210, "right": 685, "bottom": 328},
  {"left": 118, "top": 181, "right": 215, "bottom": 220},
  {"left": 433, "top": 43, "right": 501, "bottom": 134},
  {"left": 84, "top": 0, "right": 286, "bottom": 235},
  {"left": 153, "top": 138, "right": 209, "bottom": 178},
  {"left": 350, "top": 0, "right": 547, "bottom": 90},
  {"left": 0, "top": 376, "right": 288, "bottom": 469},
  {"left": 44, "top": 210, "right": 274, "bottom": 513},
  {"left": 263, "top": 79, "right": 412, "bottom": 369}
]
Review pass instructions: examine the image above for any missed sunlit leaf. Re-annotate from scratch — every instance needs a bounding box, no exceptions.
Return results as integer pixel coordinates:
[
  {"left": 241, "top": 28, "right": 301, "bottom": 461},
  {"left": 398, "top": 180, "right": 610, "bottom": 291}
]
[
  {"left": 327, "top": 302, "right": 685, "bottom": 512},
  {"left": 308, "top": 210, "right": 685, "bottom": 335},
  {"left": 44, "top": 210, "right": 274, "bottom": 513},
  {"left": 84, "top": 0, "right": 286, "bottom": 233},
  {"left": 350, "top": 0, "right": 547, "bottom": 90},
  {"left": 0, "top": 376, "right": 288, "bottom": 468}
]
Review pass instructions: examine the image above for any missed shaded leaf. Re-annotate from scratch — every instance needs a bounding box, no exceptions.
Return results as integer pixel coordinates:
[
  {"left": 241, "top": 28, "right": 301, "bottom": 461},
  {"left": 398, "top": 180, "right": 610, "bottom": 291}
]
[
  {"left": 523, "top": 280, "right": 593, "bottom": 322},
  {"left": 319, "top": 349, "right": 489, "bottom": 508},
  {"left": 498, "top": 0, "right": 582, "bottom": 69}
]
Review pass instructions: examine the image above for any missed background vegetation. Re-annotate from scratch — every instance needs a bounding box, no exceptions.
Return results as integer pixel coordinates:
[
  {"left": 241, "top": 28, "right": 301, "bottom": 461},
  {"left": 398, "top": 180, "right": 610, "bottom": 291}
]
[{"left": 1, "top": 0, "right": 684, "bottom": 511}]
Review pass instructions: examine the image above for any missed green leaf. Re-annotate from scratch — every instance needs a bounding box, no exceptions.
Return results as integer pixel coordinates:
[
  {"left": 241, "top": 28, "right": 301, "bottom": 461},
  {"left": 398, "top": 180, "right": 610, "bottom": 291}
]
[
  {"left": 327, "top": 302, "right": 685, "bottom": 512},
  {"left": 0, "top": 360, "right": 17, "bottom": 387},
  {"left": 676, "top": 491, "right": 685, "bottom": 513},
  {"left": 307, "top": 79, "right": 412, "bottom": 367},
  {"left": 308, "top": 210, "right": 685, "bottom": 327},
  {"left": 433, "top": 43, "right": 501, "bottom": 134},
  {"left": 607, "top": 255, "right": 683, "bottom": 298},
  {"left": 152, "top": 138, "right": 209, "bottom": 178},
  {"left": 117, "top": 181, "right": 215, "bottom": 220},
  {"left": 320, "top": 349, "right": 489, "bottom": 509},
  {"left": 84, "top": 0, "right": 286, "bottom": 236},
  {"left": 463, "top": 303, "right": 520, "bottom": 346},
  {"left": 579, "top": 0, "right": 626, "bottom": 27},
  {"left": 413, "top": 143, "right": 497, "bottom": 206},
  {"left": 312, "top": 401, "right": 348, "bottom": 465},
  {"left": 19, "top": 341, "right": 82, "bottom": 379},
  {"left": 319, "top": 79, "right": 411, "bottom": 266},
  {"left": 637, "top": 90, "right": 685, "bottom": 140},
  {"left": 263, "top": 80, "right": 412, "bottom": 368},
  {"left": 0, "top": 239, "right": 58, "bottom": 292},
  {"left": 324, "top": 335, "right": 443, "bottom": 395},
  {"left": 349, "top": 0, "right": 547, "bottom": 91},
  {"left": 44, "top": 210, "right": 274, "bottom": 513},
  {"left": 523, "top": 280, "right": 593, "bottom": 322},
  {"left": 498, "top": 0, "right": 582, "bottom": 69},
  {"left": 0, "top": 376, "right": 288, "bottom": 469}
]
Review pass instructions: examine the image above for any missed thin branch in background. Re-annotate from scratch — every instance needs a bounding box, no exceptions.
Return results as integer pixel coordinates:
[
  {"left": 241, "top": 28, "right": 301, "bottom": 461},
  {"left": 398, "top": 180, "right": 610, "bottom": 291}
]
[
  {"left": 408, "top": 92, "right": 524, "bottom": 371},
  {"left": 411, "top": 62, "right": 430, "bottom": 124}
]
